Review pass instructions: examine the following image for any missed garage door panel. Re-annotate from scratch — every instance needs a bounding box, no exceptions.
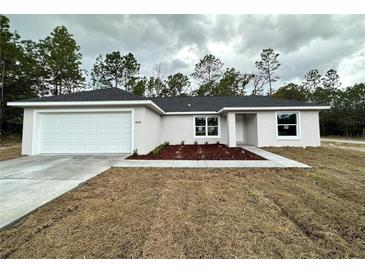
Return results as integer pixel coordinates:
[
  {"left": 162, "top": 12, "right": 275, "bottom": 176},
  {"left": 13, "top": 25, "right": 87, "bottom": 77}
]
[{"left": 39, "top": 112, "right": 132, "bottom": 153}]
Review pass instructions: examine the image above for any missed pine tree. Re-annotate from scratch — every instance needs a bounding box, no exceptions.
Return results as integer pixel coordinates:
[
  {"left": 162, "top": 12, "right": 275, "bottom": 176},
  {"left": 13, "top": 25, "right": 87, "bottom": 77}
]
[
  {"left": 255, "top": 49, "right": 280, "bottom": 95},
  {"left": 163, "top": 73, "right": 191, "bottom": 96},
  {"left": 91, "top": 51, "right": 140, "bottom": 92},
  {"left": 191, "top": 54, "right": 223, "bottom": 95},
  {"left": 38, "top": 26, "right": 85, "bottom": 95}
]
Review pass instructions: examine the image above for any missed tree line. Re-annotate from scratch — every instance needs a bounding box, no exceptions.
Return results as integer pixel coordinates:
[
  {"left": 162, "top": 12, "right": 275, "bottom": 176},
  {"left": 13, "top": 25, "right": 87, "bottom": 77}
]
[
  {"left": 274, "top": 70, "right": 364, "bottom": 137},
  {"left": 0, "top": 15, "right": 364, "bottom": 137},
  {"left": 91, "top": 49, "right": 281, "bottom": 97}
]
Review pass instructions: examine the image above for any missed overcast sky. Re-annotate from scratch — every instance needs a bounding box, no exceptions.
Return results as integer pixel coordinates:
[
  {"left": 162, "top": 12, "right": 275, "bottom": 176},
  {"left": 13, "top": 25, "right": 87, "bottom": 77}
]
[{"left": 7, "top": 14, "right": 365, "bottom": 90}]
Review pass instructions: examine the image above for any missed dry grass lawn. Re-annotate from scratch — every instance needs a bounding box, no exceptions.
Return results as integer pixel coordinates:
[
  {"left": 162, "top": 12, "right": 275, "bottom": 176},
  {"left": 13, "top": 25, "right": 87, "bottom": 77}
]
[
  {"left": 0, "top": 147, "right": 364, "bottom": 258},
  {"left": 0, "top": 136, "right": 22, "bottom": 161},
  {"left": 321, "top": 141, "right": 365, "bottom": 149}
]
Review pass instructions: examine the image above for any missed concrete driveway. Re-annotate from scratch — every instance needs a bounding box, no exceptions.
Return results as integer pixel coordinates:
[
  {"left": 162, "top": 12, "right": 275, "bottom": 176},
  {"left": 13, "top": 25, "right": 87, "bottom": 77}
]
[{"left": 0, "top": 154, "right": 128, "bottom": 229}]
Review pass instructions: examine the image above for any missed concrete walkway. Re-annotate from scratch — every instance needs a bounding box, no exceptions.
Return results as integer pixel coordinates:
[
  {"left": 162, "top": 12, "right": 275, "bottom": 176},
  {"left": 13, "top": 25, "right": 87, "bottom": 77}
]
[
  {"left": 113, "top": 146, "right": 310, "bottom": 169},
  {"left": 0, "top": 154, "right": 127, "bottom": 229}
]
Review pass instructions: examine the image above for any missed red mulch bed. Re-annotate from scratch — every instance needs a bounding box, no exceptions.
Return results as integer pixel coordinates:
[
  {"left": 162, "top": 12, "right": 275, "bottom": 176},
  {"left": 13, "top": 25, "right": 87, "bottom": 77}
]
[{"left": 127, "top": 144, "right": 266, "bottom": 160}]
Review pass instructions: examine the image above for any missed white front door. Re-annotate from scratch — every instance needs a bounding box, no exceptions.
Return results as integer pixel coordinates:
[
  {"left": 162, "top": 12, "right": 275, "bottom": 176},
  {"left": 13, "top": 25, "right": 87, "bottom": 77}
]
[{"left": 39, "top": 112, "right": 132, "bottom": 153}]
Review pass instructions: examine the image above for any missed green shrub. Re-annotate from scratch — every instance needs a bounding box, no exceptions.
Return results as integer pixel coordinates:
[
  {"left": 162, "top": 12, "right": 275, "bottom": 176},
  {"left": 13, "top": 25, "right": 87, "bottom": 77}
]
[
  {"left": 132, "top": 149, "right": 138, "bottom": 156},
  {"left": 181, "top": 140, "right": 185, "bottom": 145},
  {"left": 194, "top": 141, "right": 198, "bottom": 145},
  {"left": 205, "top": 141, "right": 208, "bottom": 145},
  {"left": 152, "top": 142, "right": 169, "bottom": 157}
]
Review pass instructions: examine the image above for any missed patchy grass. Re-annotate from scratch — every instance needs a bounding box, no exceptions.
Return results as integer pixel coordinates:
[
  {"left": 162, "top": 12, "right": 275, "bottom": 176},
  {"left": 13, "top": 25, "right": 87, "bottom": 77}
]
[
  {"left": 0, "top": 137, "right": 22, "bottom": 161},
  {"left": 0, "top": 147, "right": 364, "bottom": 258},
  {"left": 0, "top": 134, "right": 21, "bottom": 146},
  {"left": 321, "top": 141, "right": 365, "bottom": 149},
  {"left": 322, "top": 135, "right": 365, "bottom": 141},
  {"left": 0, "top": 145, "right": 21, "bottom": 161}
]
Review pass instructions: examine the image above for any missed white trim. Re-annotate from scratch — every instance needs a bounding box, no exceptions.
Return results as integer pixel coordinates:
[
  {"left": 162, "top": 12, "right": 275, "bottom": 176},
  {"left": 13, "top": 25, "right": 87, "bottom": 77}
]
[
  {"left": 164, "top": 111, "right": 217, "bottom": 115},
  {"left": 275, "top": 111, "right": 301, "bottom": 140},
  {"left": 131, "top": 109, "right": 135, "bottom": 153},
  {"left": 32, "top": 111, "right": 39, "bottom": 155},
  {"left": 32, "top": 108, "right": 134, "bottom": 154},
  {"left": 256, "top": 113, "right": 260, "bottom": 147},
  {"left": 33, "top": 108, "right": 134, "bottom": 113},
  {"left": 227, "top": 112, "right": 236, "bottom": 147},
  {"left": 8, "top": 100, "right": 150, "bottom": 106},
  {"left": 8, "top": 100, "right": 330, "bottom": 115},
  {"left": 193, "top": 115, "right": 220, "bottom": 138},
  {"left": 218, "top": 106, "right": 330, "bottom": 113},
  {"left": 8, "top": 100, "right": 165, "bottom": 115}
]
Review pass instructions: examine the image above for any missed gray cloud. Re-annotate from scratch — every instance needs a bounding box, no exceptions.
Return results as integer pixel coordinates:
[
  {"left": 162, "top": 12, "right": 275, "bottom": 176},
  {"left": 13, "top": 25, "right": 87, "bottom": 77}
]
[{"left": 7, "top": 14, "right": 365, "bottom": 89}]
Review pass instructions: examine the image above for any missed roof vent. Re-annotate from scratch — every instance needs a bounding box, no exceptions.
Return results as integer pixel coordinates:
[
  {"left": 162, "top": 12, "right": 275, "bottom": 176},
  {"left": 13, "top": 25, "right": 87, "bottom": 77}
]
[{"left": 187, "top": 104, "right": 191, "bottom": 107}]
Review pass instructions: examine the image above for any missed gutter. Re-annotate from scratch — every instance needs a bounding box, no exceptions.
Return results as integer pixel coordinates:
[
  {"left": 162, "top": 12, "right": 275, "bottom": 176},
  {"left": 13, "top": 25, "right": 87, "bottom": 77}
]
[
  {"left": 7, "top": 100, "right": 330, "bottom": 115},
  {"left": 7, "top": 100, "right": 166, "bottom": 115},
  {"left": 217, "top": 106, "right": 331, "bottom": 113}
]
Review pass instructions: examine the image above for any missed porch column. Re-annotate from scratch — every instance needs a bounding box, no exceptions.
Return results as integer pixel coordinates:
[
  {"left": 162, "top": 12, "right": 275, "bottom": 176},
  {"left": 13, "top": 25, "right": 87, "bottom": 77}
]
[{"left": 227, "top": 112, "right": 236, "bottom": 147}]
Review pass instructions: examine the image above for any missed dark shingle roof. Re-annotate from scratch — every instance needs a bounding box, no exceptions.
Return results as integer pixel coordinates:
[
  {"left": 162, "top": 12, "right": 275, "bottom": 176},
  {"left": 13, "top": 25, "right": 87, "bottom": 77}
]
[
  {"left": 15, "top": 87, "right": 323, "bottom": 112},
  {"left": 151, "top": 96, "right": 321, "bottom": 112},
  {"left": 20, "top": 87, "right": 146, "bottom": 102}
]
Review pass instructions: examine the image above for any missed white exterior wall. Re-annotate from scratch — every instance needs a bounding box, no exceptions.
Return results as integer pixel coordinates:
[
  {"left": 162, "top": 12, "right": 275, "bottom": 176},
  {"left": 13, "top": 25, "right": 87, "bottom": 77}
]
[
  {"left": 21, "top": 108, "right": 35, "bottom": 155},
  {"left": 160, "top": 114, "right": 228, "bottom": 145},
  {"left": 142, "top": 107, "right": 162, "bottom": 153},
  {"left": 257, "top": 110, "right": 320, "bottom": 147},
  {"left": 21, "top": 106, "right": 160, "bottom": 155},
  {"left": 236, "top": 115, "right": 244, "bottom": 143},
  {"left": 227, "top": 112, "right": 236, "bottom": 147},
  {"left": 20, "top": 106, "right": 321, "bottom": 156},
  {"left": 245, "top": 114, "right": 258, "bottom": 146}
]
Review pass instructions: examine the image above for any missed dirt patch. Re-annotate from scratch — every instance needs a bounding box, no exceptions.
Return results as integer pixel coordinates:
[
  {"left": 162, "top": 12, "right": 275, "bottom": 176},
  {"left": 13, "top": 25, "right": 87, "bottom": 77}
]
[
  {"left": 128, "top": 144, "right": 265, "bottom": 160},
  {"left": 0, "top": 147, "right": 364, "bottom": 258},
  {"left": 321, "top": 141, "right": 365, "bottom": 150},
  {"left": 0, "top": 144, "right": 22, "bottom": 161},
  {"left": 0, "top": 137, "right": 22, "bottom": 161},
  {"left": 322, "top": 143, "right": 365, "bottom": 153}
]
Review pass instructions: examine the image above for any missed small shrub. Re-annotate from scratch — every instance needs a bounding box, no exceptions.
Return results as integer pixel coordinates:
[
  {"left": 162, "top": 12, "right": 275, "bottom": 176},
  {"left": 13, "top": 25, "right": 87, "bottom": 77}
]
[
  {"left": 216, "top": 141, "right": 220, "bottom": 145},
  {"left": 194, "top": 141, "right": 198, "bottom": 145},
  {"left": 132, "top": 149, "right": 138, "bottom": 156},
  {"left": 181, "top": 140, "right": 185, "bottom": 145},
  {"left": 152, "top": 142, "right": 169, "bottom": 157},
  {"left": 205, "top": 141, "right": 208, "bottom": 145},
  {"left": 152, "top": 147, "right": 162, "bottom": 157}
]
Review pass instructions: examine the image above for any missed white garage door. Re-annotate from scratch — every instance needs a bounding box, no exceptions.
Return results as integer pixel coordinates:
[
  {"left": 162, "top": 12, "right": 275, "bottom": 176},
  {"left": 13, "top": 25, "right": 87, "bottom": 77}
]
[{"left": 39, "top": 112, "right": 132, "bottom": 153}]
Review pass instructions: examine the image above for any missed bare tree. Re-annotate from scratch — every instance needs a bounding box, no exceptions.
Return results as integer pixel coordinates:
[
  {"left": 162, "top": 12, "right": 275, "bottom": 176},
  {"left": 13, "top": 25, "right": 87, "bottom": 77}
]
[
  {"left": 251, "top": 73, "right": 267, "bottom": 95},
  {"left": 152, "top": 63, "right": 165, "bottom": 96},
  {"left": 255, "top": 49, "right": 281, "bottom": 95}
]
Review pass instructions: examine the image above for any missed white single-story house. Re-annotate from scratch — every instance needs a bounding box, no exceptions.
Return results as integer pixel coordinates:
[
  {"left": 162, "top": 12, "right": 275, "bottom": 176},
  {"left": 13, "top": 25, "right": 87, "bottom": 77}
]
[{"left": 8, "top": 88, "right": 330, "bottom": 155}]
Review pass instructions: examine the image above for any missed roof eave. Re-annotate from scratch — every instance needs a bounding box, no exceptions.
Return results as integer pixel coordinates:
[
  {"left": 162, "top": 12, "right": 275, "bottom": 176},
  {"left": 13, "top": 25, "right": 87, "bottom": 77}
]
[
  {"left": 7, "top": 100, "right": 166, "bottom": 115},
  {"left": 164, "top": 111, "right": 218, "bottom": 115},
  {"left": 217, "top": 106, "right": 330, "bottom": 113},
  {"left": 7, "top": 101, "right": 330, "bottom": 115}
]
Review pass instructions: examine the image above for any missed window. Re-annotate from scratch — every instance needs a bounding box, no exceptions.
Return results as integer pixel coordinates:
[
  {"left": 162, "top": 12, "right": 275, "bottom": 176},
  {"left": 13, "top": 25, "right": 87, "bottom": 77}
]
[
  {"left": 195, "top": 116, "right": 219, "bottom": 137},
  {"left": 277, "top": 112, "right": 299, "bottom": 138}
]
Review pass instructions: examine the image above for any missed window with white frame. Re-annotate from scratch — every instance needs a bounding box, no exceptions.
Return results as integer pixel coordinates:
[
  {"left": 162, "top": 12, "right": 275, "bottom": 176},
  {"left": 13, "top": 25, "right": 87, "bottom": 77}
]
[
  {"left": 195, "top": 116, "right": 219, "bottom": 137},
  {"left": 277, "top": 112, "right": 298, "bottom": 138}
]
